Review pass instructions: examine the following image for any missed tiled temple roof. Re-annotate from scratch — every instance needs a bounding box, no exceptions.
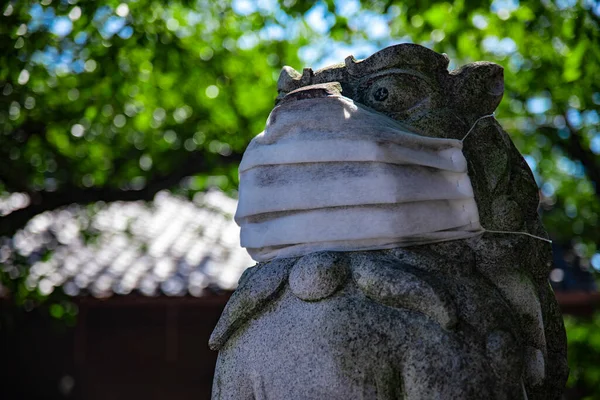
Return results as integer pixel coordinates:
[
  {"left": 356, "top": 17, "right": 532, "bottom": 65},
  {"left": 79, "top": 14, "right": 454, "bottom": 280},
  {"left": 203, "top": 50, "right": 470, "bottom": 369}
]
[{"left": 0, "top": 190, "right": 254, "bottom": 299}]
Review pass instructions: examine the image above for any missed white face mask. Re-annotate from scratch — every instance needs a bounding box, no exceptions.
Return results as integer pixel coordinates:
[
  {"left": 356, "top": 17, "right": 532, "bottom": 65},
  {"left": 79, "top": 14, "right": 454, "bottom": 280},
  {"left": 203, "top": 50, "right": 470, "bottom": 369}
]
[{"left": 235, "top": 95, "right": 545, "bottom": 262}]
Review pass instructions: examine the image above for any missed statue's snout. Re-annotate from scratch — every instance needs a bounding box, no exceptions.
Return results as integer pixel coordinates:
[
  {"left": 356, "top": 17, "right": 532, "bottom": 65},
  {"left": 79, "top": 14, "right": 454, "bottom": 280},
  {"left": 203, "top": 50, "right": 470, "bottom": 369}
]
[{"left": 278, "top": 82, "right": 343, "bottom": 106}]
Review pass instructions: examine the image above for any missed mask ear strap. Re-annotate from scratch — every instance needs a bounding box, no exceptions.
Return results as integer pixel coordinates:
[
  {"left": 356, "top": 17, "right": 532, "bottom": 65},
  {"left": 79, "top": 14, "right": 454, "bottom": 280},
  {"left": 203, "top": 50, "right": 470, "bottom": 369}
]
[
  {"left": 461, "top": 113, "right": 495, "bottom": 142},
  {"left": 481, "top": 228, "right": 552, "bottom": 243}
]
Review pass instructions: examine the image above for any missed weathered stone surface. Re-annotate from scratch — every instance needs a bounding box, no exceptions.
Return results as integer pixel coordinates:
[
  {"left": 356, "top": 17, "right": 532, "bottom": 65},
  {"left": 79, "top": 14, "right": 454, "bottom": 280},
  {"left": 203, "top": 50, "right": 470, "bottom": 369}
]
[{"left": 211, "top": 44, "right": 568, "bottom": 399}]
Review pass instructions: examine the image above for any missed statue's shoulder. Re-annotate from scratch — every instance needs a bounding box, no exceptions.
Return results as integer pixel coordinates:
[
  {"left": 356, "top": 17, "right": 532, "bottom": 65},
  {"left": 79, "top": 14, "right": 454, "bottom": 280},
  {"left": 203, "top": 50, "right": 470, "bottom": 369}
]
[{"left": 208, "top": 258, "right": 296, "bottom": 350}]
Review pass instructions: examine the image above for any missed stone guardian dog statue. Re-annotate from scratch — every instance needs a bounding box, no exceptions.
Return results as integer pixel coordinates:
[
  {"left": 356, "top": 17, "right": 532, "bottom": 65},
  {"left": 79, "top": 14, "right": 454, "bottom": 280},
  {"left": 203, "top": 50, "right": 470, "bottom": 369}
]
[{"left": 209, "top": 44, "right": 568, "bottom": 400}]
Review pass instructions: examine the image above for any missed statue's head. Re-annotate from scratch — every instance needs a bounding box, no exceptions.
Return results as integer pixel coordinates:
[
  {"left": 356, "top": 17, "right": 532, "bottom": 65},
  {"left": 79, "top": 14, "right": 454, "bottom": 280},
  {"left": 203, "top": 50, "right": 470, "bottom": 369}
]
[{"left": 274, "top": 44, "right": 544, "bottom": 244}]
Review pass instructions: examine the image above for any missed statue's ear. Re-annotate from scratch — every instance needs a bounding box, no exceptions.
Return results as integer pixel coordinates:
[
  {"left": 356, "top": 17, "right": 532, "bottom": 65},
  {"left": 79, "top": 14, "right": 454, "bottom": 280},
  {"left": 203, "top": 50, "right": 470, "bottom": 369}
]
[
  {"left": 449, "top": 62, "right": 504, "bottom": 116},
  {"left": 277, "top": 66, "right": 315, "bottom": 103},
  {"left": 277, "top": 66, "right": 302, "bottom": 93}
]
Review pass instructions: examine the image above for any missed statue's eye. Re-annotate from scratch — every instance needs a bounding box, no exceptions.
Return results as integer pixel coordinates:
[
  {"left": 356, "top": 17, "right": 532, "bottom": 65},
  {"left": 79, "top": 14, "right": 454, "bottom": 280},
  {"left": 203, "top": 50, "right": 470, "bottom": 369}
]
[
  {"left": 360, "top": 73, "right": 432, "bottom": 118},
  {"left": 373, "top": 87, "right": 389, "bottom": 102}
]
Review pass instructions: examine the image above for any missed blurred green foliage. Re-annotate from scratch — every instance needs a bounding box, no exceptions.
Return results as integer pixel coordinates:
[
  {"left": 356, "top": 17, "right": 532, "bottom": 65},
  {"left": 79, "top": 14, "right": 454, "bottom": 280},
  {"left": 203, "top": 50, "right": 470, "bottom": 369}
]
[
  {"left": 1, "top": 0, "right": 600, "bottom": 397},
  {"left": 565, "top": 313, "right": 600, "bottom": 399}
]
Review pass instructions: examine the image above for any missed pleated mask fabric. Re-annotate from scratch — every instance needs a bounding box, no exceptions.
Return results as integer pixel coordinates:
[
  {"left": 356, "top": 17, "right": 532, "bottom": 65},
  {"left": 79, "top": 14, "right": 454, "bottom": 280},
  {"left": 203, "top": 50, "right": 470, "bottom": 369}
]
[{"left": 235, "top": 95, "right": 484, "bottom": 262}]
